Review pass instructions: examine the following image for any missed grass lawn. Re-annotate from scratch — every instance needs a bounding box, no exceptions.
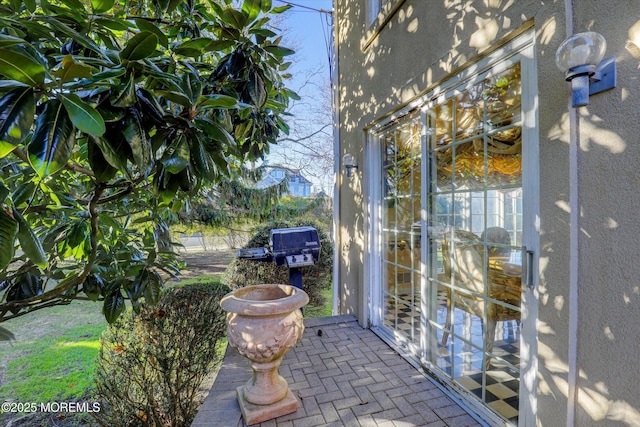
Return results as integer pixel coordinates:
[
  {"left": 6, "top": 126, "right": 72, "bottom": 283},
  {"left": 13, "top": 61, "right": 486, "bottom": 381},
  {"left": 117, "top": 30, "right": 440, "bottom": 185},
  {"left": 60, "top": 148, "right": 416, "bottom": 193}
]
[
  {"left": 305, "top": 286, "right": 334, "bottom": 317},
  {"left": 0, "top": 300, "right": 106, "bottom": 426}
]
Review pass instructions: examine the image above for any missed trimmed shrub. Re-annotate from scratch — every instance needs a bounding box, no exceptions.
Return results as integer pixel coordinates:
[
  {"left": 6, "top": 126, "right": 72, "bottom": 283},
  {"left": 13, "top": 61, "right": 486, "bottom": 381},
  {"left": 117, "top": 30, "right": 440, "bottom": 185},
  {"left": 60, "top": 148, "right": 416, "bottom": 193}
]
[
  {"left": 94, "top": 282, "right": 230, "bottom": 427},
  {"left": 222, "top": 220, "right": 333, "bottom": 307}
]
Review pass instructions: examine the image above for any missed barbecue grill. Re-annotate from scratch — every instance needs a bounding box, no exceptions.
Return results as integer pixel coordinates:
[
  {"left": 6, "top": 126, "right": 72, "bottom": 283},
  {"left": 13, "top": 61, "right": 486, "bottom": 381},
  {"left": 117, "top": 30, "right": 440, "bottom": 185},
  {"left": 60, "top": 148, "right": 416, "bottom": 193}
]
[{"left": 237, "top": 226, "right": 321, "bottom": 289}]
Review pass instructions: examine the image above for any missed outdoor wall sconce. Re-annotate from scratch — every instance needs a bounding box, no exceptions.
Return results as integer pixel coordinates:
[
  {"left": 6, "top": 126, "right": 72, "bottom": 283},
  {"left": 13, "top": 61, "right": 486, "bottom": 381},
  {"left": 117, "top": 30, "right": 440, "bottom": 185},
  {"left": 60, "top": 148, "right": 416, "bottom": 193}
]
[
  {"left": 555, "top": 31, "right": 616, "bottom": 108},
  {"left": 342, "top": 153, "right": 358, "bottom": 177}
]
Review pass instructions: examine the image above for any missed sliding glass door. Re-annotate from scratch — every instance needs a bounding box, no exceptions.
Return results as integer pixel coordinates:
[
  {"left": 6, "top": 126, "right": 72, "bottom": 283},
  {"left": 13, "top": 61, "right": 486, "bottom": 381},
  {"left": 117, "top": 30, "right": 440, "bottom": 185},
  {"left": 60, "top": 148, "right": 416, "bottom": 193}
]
[{"left": 369, "top": 37, "right": 538, "bottom": 426}]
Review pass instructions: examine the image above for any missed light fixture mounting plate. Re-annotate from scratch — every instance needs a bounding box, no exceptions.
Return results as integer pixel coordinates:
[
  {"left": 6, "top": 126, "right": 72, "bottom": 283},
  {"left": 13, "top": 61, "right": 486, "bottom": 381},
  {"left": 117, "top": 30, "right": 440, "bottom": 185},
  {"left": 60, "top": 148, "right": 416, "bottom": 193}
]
[{"left": 589, "top": 56, "right": 617, "bottom": 96}]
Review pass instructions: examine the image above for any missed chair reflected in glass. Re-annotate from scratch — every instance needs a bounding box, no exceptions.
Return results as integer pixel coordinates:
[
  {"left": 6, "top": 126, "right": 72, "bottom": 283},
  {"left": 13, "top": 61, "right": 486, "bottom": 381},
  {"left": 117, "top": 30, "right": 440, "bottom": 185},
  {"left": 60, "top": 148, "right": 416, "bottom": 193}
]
[{"left": 440, "top": 227, "right": 521, "bottom": 369}]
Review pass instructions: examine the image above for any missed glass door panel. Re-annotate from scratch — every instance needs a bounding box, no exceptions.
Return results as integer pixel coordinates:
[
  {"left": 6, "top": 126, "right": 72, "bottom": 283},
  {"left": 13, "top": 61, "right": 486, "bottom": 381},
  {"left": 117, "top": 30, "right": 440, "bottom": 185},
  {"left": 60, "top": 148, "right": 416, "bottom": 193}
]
[
  {"left": 374, "top": 55, "right": 533, "bottom": 425},
  {"left": 381, "top": 113, "right": 422, "bottom": 346},
  {"left": 426, "top": 63, "right": 523, "bottom": 424}
]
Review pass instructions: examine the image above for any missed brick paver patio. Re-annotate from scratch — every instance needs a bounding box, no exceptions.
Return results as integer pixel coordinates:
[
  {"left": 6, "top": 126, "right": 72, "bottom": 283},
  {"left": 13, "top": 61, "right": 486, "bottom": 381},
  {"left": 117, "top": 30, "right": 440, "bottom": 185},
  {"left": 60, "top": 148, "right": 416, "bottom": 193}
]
[{"left": 192, "top": 315, "right": 487, "bottom": 427}]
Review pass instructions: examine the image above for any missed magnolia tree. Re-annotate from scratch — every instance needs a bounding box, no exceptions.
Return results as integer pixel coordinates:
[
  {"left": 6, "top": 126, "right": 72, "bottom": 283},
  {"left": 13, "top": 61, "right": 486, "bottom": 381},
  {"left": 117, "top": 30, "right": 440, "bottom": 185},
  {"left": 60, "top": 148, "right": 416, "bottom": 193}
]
[{"left": 0, "top": 0, "right": 298, "bottom": 335}]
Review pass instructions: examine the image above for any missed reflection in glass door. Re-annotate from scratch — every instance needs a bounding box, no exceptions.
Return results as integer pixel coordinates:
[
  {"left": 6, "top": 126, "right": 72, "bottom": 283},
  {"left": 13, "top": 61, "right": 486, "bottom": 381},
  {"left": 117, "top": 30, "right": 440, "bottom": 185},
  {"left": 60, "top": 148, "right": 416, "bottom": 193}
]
[
  {"left": 376, "top": 60, "right": 529, "bottom": 425},
  {"left": 426, "top": 63, "right": 523, "bottom": 424},
  {"left": 381, "top": 113, "right": 422, "bottom": 348}
]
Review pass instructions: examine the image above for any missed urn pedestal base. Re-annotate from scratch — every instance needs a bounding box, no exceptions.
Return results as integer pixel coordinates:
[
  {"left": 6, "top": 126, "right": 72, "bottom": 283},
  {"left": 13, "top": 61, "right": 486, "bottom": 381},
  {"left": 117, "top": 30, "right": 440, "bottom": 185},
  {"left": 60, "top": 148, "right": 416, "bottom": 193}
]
[
  {"left": 220, "top": 284, "right": 309, "bottom": 426},
  {"left": 236, "top": 386, "right": 299, "bottom": 425}
]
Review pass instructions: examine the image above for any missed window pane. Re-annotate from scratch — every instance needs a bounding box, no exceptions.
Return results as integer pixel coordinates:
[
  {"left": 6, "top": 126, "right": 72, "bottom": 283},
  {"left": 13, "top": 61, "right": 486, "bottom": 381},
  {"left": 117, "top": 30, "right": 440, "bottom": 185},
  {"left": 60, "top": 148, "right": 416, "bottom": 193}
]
[
  {"left": 380, "top": 112, "right": 422, "bottom": 346},
  {"left": 433, "top": 100, "right": 454, "bottom": 146},
  {"left": 456, "top": 84, "right": 483, "bottom": 139}
]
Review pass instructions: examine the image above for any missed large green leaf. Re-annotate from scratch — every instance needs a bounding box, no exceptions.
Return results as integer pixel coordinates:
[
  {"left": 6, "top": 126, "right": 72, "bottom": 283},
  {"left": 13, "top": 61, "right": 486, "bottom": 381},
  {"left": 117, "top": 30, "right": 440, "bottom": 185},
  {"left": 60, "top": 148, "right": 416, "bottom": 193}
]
[
  {"left": 67, "top": 220, "right": 88, "bottom": 248},
  {"left": 91, "top": 0, "right": 114, "bottom": 13},
  {"left": 103, "top": 289, "right": 125, "bottom": 323},
  {"left": 51, "top": 55, "right": 93, "bottom": 84},
  {"left": 44, "top": 17, "right": 104, "bottom": 58},
  {"left": 261, "top": 0, "right": 272, "bottom": 11},
  {"left": 23, "top": 0, "right": 36, "bottom": 12},
  {"left": 198, "top": 94, "right": 238, "bottom": 109},
  {"left": 204, "top": 39, "right": 235, "bottom": 52},
  {"left": 162, "top": 136, "right": 190, "bottom": 174},
  {"left": 88, "top": 68, "right": 127, "bottom": 82},
  {"left": 263, "top": 45, "right": 295, "bottom": 57},
  {"left": 136, "top": 88, "right": 165, "bottom": 125},
  {"left": 82, "top": 274, "right": 104, "bottom": 302},
  {"left": 93, "top": 17, "right": 131, "bottom": 31},
  {"left": 179, "top": 72, "right": 202, "bottom": 105},
  {"left": 0, "top": 182, "right": 10, "bottom": 205},
  {"left": 89, "top": 135, "right": 129, "bottom": 175},
  {"left": 60, "top": 0, "right": 85, "bottom": 11},
  {"left": 123, "top": 109, "right": 152, "bottom": 173},
  {"left": 59, "top": 93, "right": 106, "bottom": 137},
  {"left": 0, "top": 80, "right": 29, "bottom": 90},
  {"left": 0, "top": 34, "right": 26, "bottom": 48},
  {"left": 0, "top": 48, "right": 45, "bottom": 86},
  {"left": 274, "top": 115, "right": 289, "bottom": 135},
  {"left": 125, "top": 278, "right": 144, "bottom": 303},
  {"left": 221, "top": 8, "right": 248, "bottom": 29},
  {"left": 249, "top": 27, "right": 277, "bottom": 39},
  {"left": 27, "top": 99, "right": 76, "bottom": 177},
  {"left": 13, "top": 208, "right": 47, "bottom": 269},
  {"left": 281, "top": 87, "right": 301, "bottom": 101},
  {"left": 271, "top": 4, "right": 293, "bottom": 13},
  {"left": 190, "top": 133, "right": 217, "bottom": 181},
  {"left": 173, "top": 38, "right": 216, "bottom": 57},
  {"left": 141, "top": 269, "right": 162, "bottom": 304},
  {"left": 166, "top": 0, "right": 181, "bottom": 13},
  {"left": 17, "top": 21, "right": 51, "bottom": 40},
  {"left": 248, "top": 68, "right": 267, "bottom": 107},
  {"left": 0, "top": 208, "right": 18, "bottom": 270},
  {"left": 197, "top": 118, "right": 236, "bottom": 147},
  {"left": 7, "top": 0, "right": 21, "bottom": 14},
  {"left": 88, "top": 137, "right": 117, "bottom": 181},
  {"left": 155, "top": 90, "right": 192, "bottom": 108},
  {"left": 242, "top": 0, "right": 261, "bottom": 22},
  {"left": 0, "top": 87, "right": 35, "bottom": 158},
  {"left": 11, "top": 181, "right": 36, "bottom": 208},
  {"left": 134, "top": 18, "right": 168, "bottom": 48},
  {"left": 111, "top": 73, "right": 137, "bottom": 108},
  {"left": 120, "top": 31, "right": 159, "bottom": 61}
]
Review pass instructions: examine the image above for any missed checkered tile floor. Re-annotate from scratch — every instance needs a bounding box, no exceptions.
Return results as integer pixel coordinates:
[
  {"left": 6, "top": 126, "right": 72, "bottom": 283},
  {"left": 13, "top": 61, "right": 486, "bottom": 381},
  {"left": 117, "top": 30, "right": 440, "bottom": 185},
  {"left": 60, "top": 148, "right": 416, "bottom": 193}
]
[{"left": 383, "top": 291, "right": 520, "bottom": 424}]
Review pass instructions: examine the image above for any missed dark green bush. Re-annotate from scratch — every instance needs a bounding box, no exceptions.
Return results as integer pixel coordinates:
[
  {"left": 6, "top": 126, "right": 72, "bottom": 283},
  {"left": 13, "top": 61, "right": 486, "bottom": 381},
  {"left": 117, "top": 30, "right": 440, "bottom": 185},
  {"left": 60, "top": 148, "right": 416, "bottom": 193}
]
[
  {"left": 222, "top": 220, "right": 333, "bottom": 307},
  {"left": 94, "top": 282, "right": 230, "bottom": 427}
]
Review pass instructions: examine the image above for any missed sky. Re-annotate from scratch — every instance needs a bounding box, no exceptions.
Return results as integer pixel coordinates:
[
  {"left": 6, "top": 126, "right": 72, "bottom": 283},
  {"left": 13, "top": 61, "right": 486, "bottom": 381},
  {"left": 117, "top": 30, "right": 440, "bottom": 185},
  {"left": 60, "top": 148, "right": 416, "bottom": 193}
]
[
  {"left": 275, "top": 0, "right": 333, "bottom": 79},
  {"left": 268, "top": 0, "right": 335, "bottom": 194}
]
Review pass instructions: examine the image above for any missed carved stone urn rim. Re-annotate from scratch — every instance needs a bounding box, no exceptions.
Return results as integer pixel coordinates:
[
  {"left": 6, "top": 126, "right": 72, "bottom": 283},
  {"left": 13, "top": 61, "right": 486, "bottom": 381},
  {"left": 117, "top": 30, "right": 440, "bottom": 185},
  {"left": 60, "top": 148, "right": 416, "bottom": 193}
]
[{"left": 220, "top": 284, "right": 309, "bottom": 316}]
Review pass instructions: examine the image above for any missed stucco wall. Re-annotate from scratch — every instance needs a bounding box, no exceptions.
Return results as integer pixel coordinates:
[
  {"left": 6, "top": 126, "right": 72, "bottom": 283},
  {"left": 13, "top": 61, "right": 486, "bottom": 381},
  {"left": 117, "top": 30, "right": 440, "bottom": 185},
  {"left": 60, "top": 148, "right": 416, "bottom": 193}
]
[
  {"left": 334, "top": 0, "right": 640, "bottom": 425},
  {"left": 570, "top": 1, "right": 640, "bottom": 425}
]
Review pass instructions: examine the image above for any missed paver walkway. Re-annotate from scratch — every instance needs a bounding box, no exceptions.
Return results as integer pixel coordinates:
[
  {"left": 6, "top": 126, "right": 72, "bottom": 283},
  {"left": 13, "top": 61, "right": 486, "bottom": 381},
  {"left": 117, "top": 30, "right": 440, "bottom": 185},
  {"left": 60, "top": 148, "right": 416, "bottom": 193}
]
[{"left": 192, "top": 315, "right": 487, "bottom": 427}]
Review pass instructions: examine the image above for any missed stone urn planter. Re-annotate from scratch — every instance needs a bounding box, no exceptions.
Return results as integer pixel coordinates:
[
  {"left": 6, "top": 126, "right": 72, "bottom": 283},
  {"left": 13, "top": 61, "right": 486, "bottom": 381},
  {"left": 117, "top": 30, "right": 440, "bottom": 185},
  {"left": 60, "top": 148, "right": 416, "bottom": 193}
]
[{"left": 220, "top": 284, "right": 309, "bottom": 425}]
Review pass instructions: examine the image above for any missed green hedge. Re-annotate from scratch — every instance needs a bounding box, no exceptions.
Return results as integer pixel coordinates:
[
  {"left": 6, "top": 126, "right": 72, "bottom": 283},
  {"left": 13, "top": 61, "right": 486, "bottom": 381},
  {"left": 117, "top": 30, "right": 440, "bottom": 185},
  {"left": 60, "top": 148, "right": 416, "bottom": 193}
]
[{"left": 94, "top": 281, "right": 230, "bottom": 426}]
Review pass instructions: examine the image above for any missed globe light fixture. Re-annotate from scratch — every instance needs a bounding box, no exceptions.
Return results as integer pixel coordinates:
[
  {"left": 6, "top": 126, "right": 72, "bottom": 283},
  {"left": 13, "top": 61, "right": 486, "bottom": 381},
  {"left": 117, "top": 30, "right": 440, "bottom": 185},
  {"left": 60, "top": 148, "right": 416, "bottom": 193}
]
[
  {"left": 342, "top": 153, "right": 358, "bottom": 177},
  {"left": 555, "top": 31, "right": 616, "bottom": 107}
]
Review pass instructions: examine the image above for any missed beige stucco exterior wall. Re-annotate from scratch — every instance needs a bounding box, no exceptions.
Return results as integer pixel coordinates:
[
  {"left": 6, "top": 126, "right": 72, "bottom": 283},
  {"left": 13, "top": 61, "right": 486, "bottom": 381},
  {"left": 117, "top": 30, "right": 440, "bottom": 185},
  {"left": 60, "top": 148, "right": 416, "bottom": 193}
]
[
  {"left": 333, "top": 0, "right": 640, "bottom": 425},
  {"left": 569, "top": 1, "right": 640, "bottom": 426}
]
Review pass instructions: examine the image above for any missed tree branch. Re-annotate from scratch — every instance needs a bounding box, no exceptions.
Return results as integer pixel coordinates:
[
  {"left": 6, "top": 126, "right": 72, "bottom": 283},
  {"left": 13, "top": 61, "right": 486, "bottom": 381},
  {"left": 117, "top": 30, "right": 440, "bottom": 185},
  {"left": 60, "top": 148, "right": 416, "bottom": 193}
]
[
  {"left": 11, "top": 148, "right": 95, "bottom": 177},
  {"left": 277, "top": 123, "right": 331, "bottom": 145},
  {"left": 0, "top": 299, "right": 72, "bottom": 321}
]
